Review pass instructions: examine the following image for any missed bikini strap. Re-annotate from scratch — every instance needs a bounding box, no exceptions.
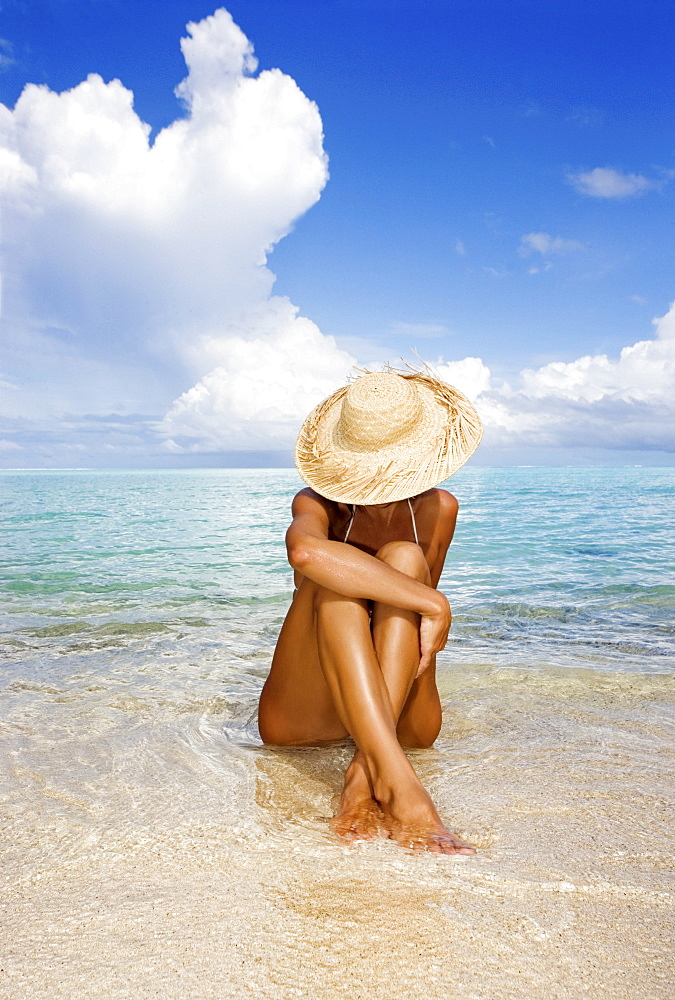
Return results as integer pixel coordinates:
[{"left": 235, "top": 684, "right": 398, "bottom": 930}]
[
  {"left": 407, "top": 498, "right": 419, "bottom": 545},
  {"left": 343, "top": 504, "right": 356, "bottom": 542}
]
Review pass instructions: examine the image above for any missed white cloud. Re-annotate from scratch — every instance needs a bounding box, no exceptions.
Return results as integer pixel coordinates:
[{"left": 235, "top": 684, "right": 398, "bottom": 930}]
[
  {"left": 454, "top": 239, "right": 466, "bottom": 256},
  {"left": 567, "top": 167, "right": 661, "bottom": 199},
  {"left": 0, "top": 39, "right": 14, "bottom": 72},
  {"left": 0, "top": 7, "right": 338, "bottom": 457},
  {"left": 160, "top": 299, "right": 355, "bottom": 451},
  {"left": 519, "top": 232, "right": 584, "bottom": 256},
  {"left": 170, "top": 297, "right": 675, "bottom": 454},
  {"left": 520, "top": 302, "right": 675, "bottom": 405},
  {"left": 441, "top": 301, "right": 675, "bottom": 452},
  {"left": 175, "top": 9, "right": 258, "bottom": 112},
  {"left": 434, "top": 357, "right": 492, "bottom": 403}
]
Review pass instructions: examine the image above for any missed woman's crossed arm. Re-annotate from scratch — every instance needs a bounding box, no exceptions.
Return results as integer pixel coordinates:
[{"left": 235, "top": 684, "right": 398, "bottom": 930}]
[{"left": 285, "top": 489, "right": 457, "bottom": 671}]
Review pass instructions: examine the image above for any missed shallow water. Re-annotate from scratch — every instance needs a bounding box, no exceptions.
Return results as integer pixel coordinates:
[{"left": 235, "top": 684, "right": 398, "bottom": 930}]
[{"left": 1, "top": 467, "right": 674, "bottom": 999}]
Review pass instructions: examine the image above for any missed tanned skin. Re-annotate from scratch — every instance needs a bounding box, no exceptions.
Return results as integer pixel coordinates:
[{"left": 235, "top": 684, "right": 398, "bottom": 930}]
[{"left": 258, "top": 486, "right": 475, "bottom": 855}]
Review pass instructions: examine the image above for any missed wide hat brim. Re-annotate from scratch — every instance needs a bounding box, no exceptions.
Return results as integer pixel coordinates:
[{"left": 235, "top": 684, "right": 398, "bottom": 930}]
[{"left": 294, "top": 369, "right": 483, "bottom": 504}]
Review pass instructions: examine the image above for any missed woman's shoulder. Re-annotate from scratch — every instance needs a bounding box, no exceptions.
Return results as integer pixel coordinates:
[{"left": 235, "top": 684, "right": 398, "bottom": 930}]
[
  {"left": 292, "top": 487, "right": 332, "bottom": 510},
  {"left": 291, "top": 488, "right": 345, "bottom": 522},
  {"left": 414, "top": 489, "right": 459, "bottom": 568},
  {"left": 290, "top": 489, "right": 349, "bottom": 539},
  {"left": 415, "top": 488, "right": 459, "bottom": 546},
  {"left": 417, "top": 487, "right": 459, "bottom": 517}
]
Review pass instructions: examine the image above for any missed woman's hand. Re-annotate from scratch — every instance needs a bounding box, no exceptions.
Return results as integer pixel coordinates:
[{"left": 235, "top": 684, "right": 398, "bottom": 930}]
[{"left": 417, "top": 592, "right": 451, "bottom": 676}]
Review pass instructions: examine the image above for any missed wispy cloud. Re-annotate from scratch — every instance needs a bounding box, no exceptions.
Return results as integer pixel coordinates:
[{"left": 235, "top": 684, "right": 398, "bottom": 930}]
[
  {"left": 567, "top": 166, "right": 667, "bottom": 199},
  {"left": 519, "top": 100, "right": 542, "bottom": 118},
  {"left": 0, "top": 39, "right": 15, "bottom": 72},
  {"left": 391, "top": 322, "right": 453, "bottom": 339},
  {"left": 566, "top": 106, "right": 604, "bottom": 127},
  {"left": 519, "top": 232, "right": 584, "bottom": 256}
]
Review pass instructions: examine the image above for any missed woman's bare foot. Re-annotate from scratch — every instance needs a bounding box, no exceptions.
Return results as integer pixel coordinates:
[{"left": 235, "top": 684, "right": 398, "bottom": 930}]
[
  {"left": 330, "top": 795, "right": 388, "bottom": 841},
  {"left": 330, "top": 753, "right": 389, "bottom": 841},
  {"left": 386, "top": 816, "right": 475, "bottom": 854},
  {"left": 376, "top": 780, "right": 476, "bottom": 855}
]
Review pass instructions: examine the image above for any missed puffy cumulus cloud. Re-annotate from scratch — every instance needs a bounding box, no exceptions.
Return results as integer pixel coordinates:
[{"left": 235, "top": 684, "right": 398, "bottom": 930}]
[
  {"left": 520, "top": 304, "right": 674, "bottom": 406},
  {"left": 443, "top": 301, "right": 675, "bottom": 452},
  {"left": 566, "top": 167, "right": 663, "bottom": 199},
  {"left": 175, "top": 9, "right": 258, "bottom": 111},
  {"left": 0, "top": 7, "right": 336, "bottom": 459},
  {"left": 434, "top": 357, "right": 492, "bottom": 403},
  {"left": 160, "top": 299, "right": 355, "bottom": 451},
  {"left": 154, "top": 293, "right": 675, "bottom": 457}
]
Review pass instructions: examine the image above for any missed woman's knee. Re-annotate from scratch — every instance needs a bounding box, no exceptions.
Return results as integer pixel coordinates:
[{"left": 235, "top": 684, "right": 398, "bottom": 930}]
[
  {"left": 258, "top": 685, "right": 293, "bottom": 745},
  {"left": 396, "top": 704, "right": 442, "bottom": 748},
  {"left": 376, "top": 541, "right": 430, "bottom": 583},
  {"left": 258, "top": 712, "right": 292, "bottom": 747},
  {"left": 397, "top": 721, "right": 441, "bottom": 749}
]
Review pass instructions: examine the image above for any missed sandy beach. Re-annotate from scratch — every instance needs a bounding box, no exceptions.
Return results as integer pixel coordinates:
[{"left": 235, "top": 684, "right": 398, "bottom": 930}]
[
  {"left": 2, "top": 469, "right": 673, "bottom": 999},
  {"left": 3, "top": 666, "right": 673, "bottom": 1000}
]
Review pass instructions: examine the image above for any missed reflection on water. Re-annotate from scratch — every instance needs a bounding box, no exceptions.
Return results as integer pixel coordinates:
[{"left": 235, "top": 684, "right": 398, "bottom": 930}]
[{"left": 1, "top": 468, "right": 674, "bottom": 998}]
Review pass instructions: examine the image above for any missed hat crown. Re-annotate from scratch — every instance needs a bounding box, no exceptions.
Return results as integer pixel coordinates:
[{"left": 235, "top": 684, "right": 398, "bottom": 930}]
[
  {"left": 294, "top": 365, "right": 483, "bottom": 505},
  {"left": 336, "top": 373, "right": 422, "bottom": 452}
]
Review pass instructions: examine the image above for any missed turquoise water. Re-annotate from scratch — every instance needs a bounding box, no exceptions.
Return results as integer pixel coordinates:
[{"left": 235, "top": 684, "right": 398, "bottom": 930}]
[
  {"left": 2, "top": 466, "right": 673, "bottom": 677},
  {"left": 2, "top": 467, "right": 674, "bottom": 999}
]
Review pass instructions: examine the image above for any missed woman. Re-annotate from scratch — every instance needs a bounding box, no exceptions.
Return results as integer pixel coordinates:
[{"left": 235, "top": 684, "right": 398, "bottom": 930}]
[{"left": 258, "top": 367, "right": 482, "bottom": 854}]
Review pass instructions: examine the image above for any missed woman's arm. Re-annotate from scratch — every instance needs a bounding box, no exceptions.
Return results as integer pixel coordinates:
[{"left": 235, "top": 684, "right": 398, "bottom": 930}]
[{"left": 286, "top": 490, "right": 452, "bottom": 668}]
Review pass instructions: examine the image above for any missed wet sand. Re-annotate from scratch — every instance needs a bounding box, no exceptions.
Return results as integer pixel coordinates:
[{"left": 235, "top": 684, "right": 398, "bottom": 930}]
[{"left": 2, "top": 666, "right": 673, "bottom": 1000}]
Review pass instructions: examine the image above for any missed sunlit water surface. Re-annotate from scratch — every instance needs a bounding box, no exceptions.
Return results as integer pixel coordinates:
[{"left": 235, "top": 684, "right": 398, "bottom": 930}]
[{"left": 1, "top": 468, "right": 673, "bottom": 999}]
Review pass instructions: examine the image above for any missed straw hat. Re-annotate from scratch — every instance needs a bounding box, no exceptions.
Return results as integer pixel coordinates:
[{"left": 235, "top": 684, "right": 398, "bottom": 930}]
[{"left": 294, "top": 367, "right": 483, "bottom": 504}]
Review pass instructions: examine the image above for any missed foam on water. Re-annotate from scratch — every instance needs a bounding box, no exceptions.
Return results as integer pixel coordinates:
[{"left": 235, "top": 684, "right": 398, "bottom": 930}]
[{"left": 1, "top": 468, "right": 674, "bottom": 999}]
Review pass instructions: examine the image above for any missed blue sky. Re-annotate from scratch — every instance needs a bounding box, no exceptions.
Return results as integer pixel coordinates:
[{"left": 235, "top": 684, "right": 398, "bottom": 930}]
[{"left": 1, "top": 0, "right": 673, "bottom": 467}]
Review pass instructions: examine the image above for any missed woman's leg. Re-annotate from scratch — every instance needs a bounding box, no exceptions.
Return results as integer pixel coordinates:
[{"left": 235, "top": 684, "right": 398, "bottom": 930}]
[
  {"left": 258, "top": 578, "right": 348, "bottom": 746},
  {"left": 335, "top": 543, "right": 459, "bottom": 848},
  {"left": 335, "top": 542, "right": 439, "bottom": 810},
  {"left": 314, "top": 551, "right": 473, "bottom": 854},
  {"left": 373, "top": 541, "right": 443, "bottom": 748},
  {"left": 259, "top": 547, "right": 473, "bottom": 853},
  {"left": 260, "top": 578, "right": 391, "bottom": 840}
]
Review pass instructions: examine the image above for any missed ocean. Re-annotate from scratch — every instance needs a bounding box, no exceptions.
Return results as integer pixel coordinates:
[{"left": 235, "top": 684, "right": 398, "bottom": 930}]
[{"left": 1, "top": 467, "right": 673, "bottom": 999}]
